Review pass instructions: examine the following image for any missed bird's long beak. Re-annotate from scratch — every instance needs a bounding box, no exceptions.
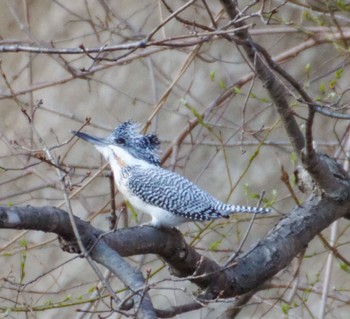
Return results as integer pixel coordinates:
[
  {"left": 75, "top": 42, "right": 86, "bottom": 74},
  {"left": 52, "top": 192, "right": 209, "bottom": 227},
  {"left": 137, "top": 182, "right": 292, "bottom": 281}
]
[{"left": 72, "top": 130, "right": 109, "bottom": 146}]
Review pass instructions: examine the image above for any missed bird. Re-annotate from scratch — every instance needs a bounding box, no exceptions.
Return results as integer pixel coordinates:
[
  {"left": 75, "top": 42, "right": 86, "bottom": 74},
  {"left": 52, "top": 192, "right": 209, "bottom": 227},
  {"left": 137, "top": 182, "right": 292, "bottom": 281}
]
[{"left": 72, "top": 120, "right": 271, "bottom": 228}]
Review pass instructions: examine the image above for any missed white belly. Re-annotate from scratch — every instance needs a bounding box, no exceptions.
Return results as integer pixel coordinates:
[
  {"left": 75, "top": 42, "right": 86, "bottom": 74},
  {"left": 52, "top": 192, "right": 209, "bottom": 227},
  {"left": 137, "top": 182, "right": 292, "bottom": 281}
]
[
  {"left": 110, "top": 161, "right": 186, "bottom": 228},
  {"left": 126, "top": 193, "right": 187, "bottom": 228}
]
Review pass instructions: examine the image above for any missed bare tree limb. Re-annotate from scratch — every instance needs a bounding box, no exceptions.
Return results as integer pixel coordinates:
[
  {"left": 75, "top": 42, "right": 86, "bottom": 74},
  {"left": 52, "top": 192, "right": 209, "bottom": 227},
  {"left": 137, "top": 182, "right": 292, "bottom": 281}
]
[
  {"left": 91, "top": 240, "right": 156, "bottom": 319},
  {"left": 0, "top": 205, "right": 156, "bottom": 319},
  {"left": 1, "top": 195, "right": 350, "bottom": 303},
  {"left": 203, "top": 196, "right": 350, "bottom": 298}
]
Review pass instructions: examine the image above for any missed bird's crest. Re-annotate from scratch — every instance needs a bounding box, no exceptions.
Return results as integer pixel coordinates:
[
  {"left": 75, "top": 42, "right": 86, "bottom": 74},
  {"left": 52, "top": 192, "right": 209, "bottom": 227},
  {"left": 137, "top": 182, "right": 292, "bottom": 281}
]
[
  {"left": 111, "top": 120, "right": 161, "bottom": 166},
  {"left": 112, "top": 120, "right": 140, "bottom": 139}
]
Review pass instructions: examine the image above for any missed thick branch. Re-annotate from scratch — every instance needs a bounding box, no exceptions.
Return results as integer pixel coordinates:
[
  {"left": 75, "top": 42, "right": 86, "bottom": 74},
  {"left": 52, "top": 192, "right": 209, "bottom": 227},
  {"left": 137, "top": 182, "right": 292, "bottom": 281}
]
[
  {"left": 0, "top": 206, "right": 156, "bottom": 319},
  {"left": 301, "top": 152, "right": 350, "bottom": 199},
  {"left": 204, "top": 196, "right": 350, "bottom": 298},
  {"left": 0, "top": 205, "right": 221, "bottom": 290},
  {"left": 1, "top": 200, "right": 350, "bottom": 302},
  {"left": 91, "top": 241, "right": 156, "bottom": 319}
]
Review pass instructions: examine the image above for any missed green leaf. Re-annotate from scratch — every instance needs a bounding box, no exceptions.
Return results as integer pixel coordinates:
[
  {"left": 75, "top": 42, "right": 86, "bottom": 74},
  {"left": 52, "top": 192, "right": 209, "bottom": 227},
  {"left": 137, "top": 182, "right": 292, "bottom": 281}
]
[
  {"left": 337, "top": 0, "right": 350, "bottom": 10},
  {"left": 62, "top": 295, "right": 72, "bottom": 302},
  {"left": 209, "top": 70, "right": 215, "bottom": 81},
  {"left": 209, "top": 239, "right": 222, "bottom": 251},
  {"left": 20, "top": 251, "right": 27, "bottom": 282},
  {"left": 126, "top": 202, "right": 139, "bottom": 222},
  {"left": 20, "top": 239, "right": 28, "bottom": 248},
  {"left": 336, "top": 67, "right": 344, "bottom": 79},
  {"left": 329, "top": 79, "right": 337, "bottom": 89},
  {"left": 290, "top": 151, "right": 297, "bottom": 166},
  {"left": 182, "top": 99, "right": 211, "bottom": 130},
  {"left": 281, "top": 302, "right": 291, "bottom": 315},
  {"left": 88, "top": 286, "right": 96, "bottom": 293},
  {"left": 249, "top": 92, "right": 257, "bottom": 99},
  {"left": 305, "top": 63, "right": 311, "bottom": 79},
  {"left": 319, "top": 82, "right": 326, "bottom": 94},
  {"left": 219, "top": 80, "right": 226, "bottom": 89},
  {"left": 44, "top": 299, "right": 53, "bottom": 306},
  {"left": 232, "top": 86, "right": 241, "bottom": 94},
  {"left": 249, "top": 193, "right": 260, "bottom": 200},
  {"left": 259, "top": 97, "right": 270, "bottom": 103},
  {"left": 290, "top": 173, "right": 297, "bottom": 186},
  {"left": 338, "top": 262, "right": 350, "bottom": 273}
]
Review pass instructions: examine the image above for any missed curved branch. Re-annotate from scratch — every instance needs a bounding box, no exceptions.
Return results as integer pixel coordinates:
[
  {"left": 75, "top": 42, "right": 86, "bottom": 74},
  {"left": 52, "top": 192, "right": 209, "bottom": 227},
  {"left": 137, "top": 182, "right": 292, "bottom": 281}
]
[
  {"left": 91, "top": 241, "right": 156, "bottom": 319},
  {"left": 204, "top": 196, "right": 350, "bottom": 298},
  {"left": 0, "top": 206, "right": 156, "bottom": 319},
  {"left": 1, "top": 199, "right": 350, "bottom": 302}
]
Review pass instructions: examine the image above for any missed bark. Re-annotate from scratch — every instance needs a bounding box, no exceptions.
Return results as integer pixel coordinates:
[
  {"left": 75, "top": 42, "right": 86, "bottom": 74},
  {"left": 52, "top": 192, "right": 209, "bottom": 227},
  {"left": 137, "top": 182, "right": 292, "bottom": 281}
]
[{"left": 0, "top": 198, "right": 349, "bottom": 302}]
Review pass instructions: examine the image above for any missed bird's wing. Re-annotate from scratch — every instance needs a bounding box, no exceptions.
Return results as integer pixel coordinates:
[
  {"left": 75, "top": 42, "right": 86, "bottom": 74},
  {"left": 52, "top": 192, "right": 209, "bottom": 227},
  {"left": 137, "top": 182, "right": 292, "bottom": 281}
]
[{"left": 126, "top": 166, "right": 230, "bottom": 221}]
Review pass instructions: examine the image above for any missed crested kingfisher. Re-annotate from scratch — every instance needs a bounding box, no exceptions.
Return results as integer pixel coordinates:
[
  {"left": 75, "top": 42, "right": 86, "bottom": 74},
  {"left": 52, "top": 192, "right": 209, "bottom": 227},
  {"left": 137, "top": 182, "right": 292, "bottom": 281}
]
[{"left": 73, "top": 121, "right": 270, "bottom": 228}]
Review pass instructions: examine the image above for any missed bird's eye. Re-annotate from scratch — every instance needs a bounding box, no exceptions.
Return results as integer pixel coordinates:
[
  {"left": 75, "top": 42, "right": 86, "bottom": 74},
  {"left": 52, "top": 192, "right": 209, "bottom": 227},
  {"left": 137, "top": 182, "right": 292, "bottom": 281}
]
[{"left": 116, "top": 137, "right": 126, "bottom": 145}]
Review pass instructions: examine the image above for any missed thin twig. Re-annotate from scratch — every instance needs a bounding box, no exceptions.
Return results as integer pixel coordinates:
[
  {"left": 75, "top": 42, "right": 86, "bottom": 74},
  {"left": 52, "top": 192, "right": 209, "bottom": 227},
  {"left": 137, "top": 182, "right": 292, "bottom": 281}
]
[{"left": 224, "top": 191, "right": 266, "bottom": 267}]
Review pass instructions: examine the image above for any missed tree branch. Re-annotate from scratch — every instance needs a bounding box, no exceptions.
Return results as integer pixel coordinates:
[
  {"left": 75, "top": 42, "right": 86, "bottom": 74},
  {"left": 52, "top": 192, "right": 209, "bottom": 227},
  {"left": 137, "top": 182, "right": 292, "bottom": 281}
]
[
  {"left": 1, "top": 199, "right": 350, "bottom": 304},
  {"left": 203, "top": 196, "right": 350, "bottom": 298},
  {"left": 0, "top": 206, "right": 156, "bottom": 319}
]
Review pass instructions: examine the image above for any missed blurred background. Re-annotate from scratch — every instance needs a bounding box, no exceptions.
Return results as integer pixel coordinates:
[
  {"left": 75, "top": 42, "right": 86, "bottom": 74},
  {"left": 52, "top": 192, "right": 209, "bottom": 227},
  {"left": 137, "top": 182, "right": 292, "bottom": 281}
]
[{"left": 0, "top": 0, "right": 350, "bottom": 318}]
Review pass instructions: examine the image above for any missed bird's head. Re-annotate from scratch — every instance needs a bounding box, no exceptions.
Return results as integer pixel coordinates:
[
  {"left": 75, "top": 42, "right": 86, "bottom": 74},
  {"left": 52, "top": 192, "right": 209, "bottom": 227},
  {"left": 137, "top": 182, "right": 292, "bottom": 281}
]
[{"left": 72, "top": 120, "right": 161, "bottom": 166}]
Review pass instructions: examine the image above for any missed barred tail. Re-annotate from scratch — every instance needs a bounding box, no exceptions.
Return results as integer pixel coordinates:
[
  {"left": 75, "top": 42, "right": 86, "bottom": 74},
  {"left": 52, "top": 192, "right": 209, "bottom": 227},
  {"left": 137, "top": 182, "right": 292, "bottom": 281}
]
[{"left": 231, "top": 205, "right": 271, "bottom": 214}]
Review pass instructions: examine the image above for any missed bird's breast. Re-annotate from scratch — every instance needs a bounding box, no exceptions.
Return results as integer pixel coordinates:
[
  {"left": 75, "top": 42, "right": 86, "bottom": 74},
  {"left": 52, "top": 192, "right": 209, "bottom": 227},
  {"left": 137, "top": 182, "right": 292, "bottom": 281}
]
[
  {"left": 114, "top": 153, "right": 127, "bottom": 168},
  {"left": 109, "top": 159, "right": 131, "bottom": 195}
]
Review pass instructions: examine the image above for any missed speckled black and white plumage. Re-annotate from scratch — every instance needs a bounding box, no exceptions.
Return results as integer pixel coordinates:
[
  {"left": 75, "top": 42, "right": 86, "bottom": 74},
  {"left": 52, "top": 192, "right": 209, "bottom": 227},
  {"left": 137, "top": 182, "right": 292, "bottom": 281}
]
[
  {"left": 74, "top": 120, "right": 271, "bottom": 228},
  {"left": 123, "top": 165, "right": 270, "bottom": 223}
]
